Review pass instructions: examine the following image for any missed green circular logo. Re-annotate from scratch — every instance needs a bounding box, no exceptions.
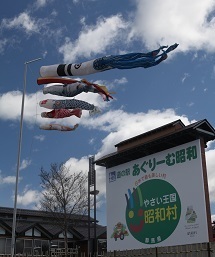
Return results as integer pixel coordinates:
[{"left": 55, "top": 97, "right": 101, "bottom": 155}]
[{"left": 125, "top": 179, "right": 181, "bottom": 244}]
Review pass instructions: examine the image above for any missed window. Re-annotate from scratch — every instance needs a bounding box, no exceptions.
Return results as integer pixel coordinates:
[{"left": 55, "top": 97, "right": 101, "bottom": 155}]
[
  {"left": 34, "top": 240, "right": 42, "bottom": 255},
  {"left": 59, "top": 241, "right": 64, "bottom": 248},
  {"left": 5, "top": 238, "right": 11, "bottom": 254},
  {"left": 0, "top": 227, "right": 5, "bottom": 235},
  {"left": 51, "top": 241, "right": 64, "bottom": 248},
  {"left": 25, "top": 240, "right": 32, "bottom": 248},
  {"left": 41, "top": 240, "right": 49, "bottom": 255},
  {"left": 0, "top": 238, "right": 6, "bottom": 254},
  {"left": 58, "top": 231, "right": 73, "bottom": 239},
  {"left": 34, "top": 239, "right": 49, "bottom": 255},
  {"left": 24, "top": 239, "right": 32, "bottom": 255},
  {"left": 25, "top": 228, "right": 41, "bottom": 237},
  {"left": 25, "top": 229, "right": 33, "bottom": 236},
  {"left": 34, "top": 228, "right": 41, "bottom": 237},
  {"left": 97, "top": 239, "right": 107, "bottom": 254},
  {"left": 16, "top": 239, "right": 24, "bottom": 254}
]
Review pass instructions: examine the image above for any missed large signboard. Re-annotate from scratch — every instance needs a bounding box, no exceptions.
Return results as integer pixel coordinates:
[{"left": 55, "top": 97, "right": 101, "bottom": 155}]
[{"left": 106, "top": 139, "right": 209, "bottom": 251}]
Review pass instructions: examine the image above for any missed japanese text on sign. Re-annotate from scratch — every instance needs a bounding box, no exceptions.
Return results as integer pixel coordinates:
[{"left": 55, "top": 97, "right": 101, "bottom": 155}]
[{"left": 133, "top": 145, "right": 197, "bottom": 176}]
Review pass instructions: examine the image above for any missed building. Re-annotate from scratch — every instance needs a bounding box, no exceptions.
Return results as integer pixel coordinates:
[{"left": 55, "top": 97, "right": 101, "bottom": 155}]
[
  {"left": 95, "top": 119, "right": 215, "bottom": 251},
  {"left": 0, "top": 206, "right": 106, "bottom": 255}
]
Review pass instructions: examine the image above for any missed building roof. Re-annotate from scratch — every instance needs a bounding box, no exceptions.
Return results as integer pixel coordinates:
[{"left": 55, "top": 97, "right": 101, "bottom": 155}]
[
  {"left": 95, "top": 119, "right": 215, "bottom": 168},
  {"left": 0, "top": 206, "right": 88, "bottom": 221},
  {"left": 115, "top": 119, "right": 185, "bottom": 149},
  {"left": 0, "top": 206, "right": 105, "bottom": 240},
  {"left": 74, "top": 225, "right": 106, "bottom": 239}
]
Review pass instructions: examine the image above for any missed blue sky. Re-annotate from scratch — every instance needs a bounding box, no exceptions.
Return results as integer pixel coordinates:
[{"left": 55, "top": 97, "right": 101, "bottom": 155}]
[{"left": 1, "top": 0, "right": 215, "bottom": 226}]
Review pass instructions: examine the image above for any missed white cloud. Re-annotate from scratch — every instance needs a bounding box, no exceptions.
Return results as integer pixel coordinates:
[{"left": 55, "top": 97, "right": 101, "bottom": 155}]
[
  {"left": 0, "top": 39, "right": 7, "bottom": 54},
  {"left": 1, "top": 12, "right": 40, "bottom": 34},
  {"left": 113, "top": 77, "right": 128, "bottom": 85},
  {"left": 0, "top": 90, "right": 61, "bottom": 124},
  {"left": 17, "top": 186, "right": 41, "bottom": 206},
  {"left": 0, "top": 175, "right": 16, "bottom": 184},
  {"left": 42, "top": 51, "right": 48, "bottom": 58},
  {"left": 64, "top": 156, "right": 106, "bottom": 198},
  {"left": 0, "top": 91, "right": 23, "bottom": 120},
  {"left": 36, "top": 0, "right": 47, "bottom": 7},
  {"left": 1, "top": 12, "right": 51, "bottom": 36},
  {"left": 206, "top": 149, "right": 215, "bottom": 203},
  {"left": 35, "top": 0, "right": 51, "bottom": 8},
  {"left": 131, "top": 0, "right": 215, "bottom": 52},
  {"left": 19, "top": 159, "right": 32, "bottom": 171},
  {"left": 187, "top": 102, "right": 194, "bottom": 107},
  {"left": 81, "top": 109, "right": 190, "bottom": 138},
  {"left": 181, "top": 73, "right": 190, "bottom": 83},
  {"left": 59, "top": 15, "right": 129, "bottom": 62},
  {"left": 45, "top": 0, "right": 215, "bottom": 66},
  {"left": 89, "top": 138, "right": 95, "bottom": 145},
  {"left": 34, "top": 135, "right": 45, "bottom": 141},
  {"left": 0, "top": 171, "right": 22, "bottom": 185}
]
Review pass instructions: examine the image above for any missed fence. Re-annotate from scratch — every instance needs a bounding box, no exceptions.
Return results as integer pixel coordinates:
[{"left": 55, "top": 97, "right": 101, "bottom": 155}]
[
  {"left": 104, "top": 242, "right": 215, "bottom": 257},
  {"left": 0, "top": 247, "right": 79, "bottom": 257},
  {"left": 51, "top": 247, "right": 78, "bottom": 257},
  {"left": 1, "top": 243, "right": 215, "bottom": 257}
]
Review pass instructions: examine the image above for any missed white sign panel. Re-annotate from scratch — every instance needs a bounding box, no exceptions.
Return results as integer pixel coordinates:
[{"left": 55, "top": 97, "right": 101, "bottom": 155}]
[{"left": 106, "top": 139, "right": 209, "bottom": 251}]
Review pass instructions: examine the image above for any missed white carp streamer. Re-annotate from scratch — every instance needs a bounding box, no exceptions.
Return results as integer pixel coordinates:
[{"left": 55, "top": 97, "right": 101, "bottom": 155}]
[
  {"left": 40, "top": 123, "right": 79, "bottom": 131},
  {"left": 40, "top": 44, "right": 178, "bottom": 77}
]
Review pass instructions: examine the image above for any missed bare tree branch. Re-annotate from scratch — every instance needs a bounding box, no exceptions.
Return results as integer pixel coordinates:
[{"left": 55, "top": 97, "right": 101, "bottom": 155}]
[{"left": 39, "top": 163, "right": 90, "bottom": 254}]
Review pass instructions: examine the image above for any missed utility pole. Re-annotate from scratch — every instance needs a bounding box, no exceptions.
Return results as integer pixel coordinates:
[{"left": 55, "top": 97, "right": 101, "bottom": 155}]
[{"left": 88, "top": 156, "right": 99, "bottom": 257}]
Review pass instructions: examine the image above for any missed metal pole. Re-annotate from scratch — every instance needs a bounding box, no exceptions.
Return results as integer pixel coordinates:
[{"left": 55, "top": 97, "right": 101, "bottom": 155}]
[
  {"left": 88, "top": 170, "right": 90, "bottom": 257},
  {"left": 11, "top": 58, "right": 42, "bottom": 257},
  {"left": 94, "top": 165, "right": 97, "bottom": 257}
]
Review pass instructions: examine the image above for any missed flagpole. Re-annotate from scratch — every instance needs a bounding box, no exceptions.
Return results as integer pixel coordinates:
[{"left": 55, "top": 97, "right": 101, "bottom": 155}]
[{"left": 11, "top": 58, "right": 42, "bottom": 257}]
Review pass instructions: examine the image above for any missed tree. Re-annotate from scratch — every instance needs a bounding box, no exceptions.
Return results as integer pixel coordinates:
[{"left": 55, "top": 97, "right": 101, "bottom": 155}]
[{"left": 39, "top": 163, "right": 88, "bottom": 254}]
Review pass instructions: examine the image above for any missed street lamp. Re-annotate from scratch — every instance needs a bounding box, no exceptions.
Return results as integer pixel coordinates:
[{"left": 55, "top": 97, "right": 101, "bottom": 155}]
[{"left": 11, "top": 58, "right": 42, "bottom": 257}]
